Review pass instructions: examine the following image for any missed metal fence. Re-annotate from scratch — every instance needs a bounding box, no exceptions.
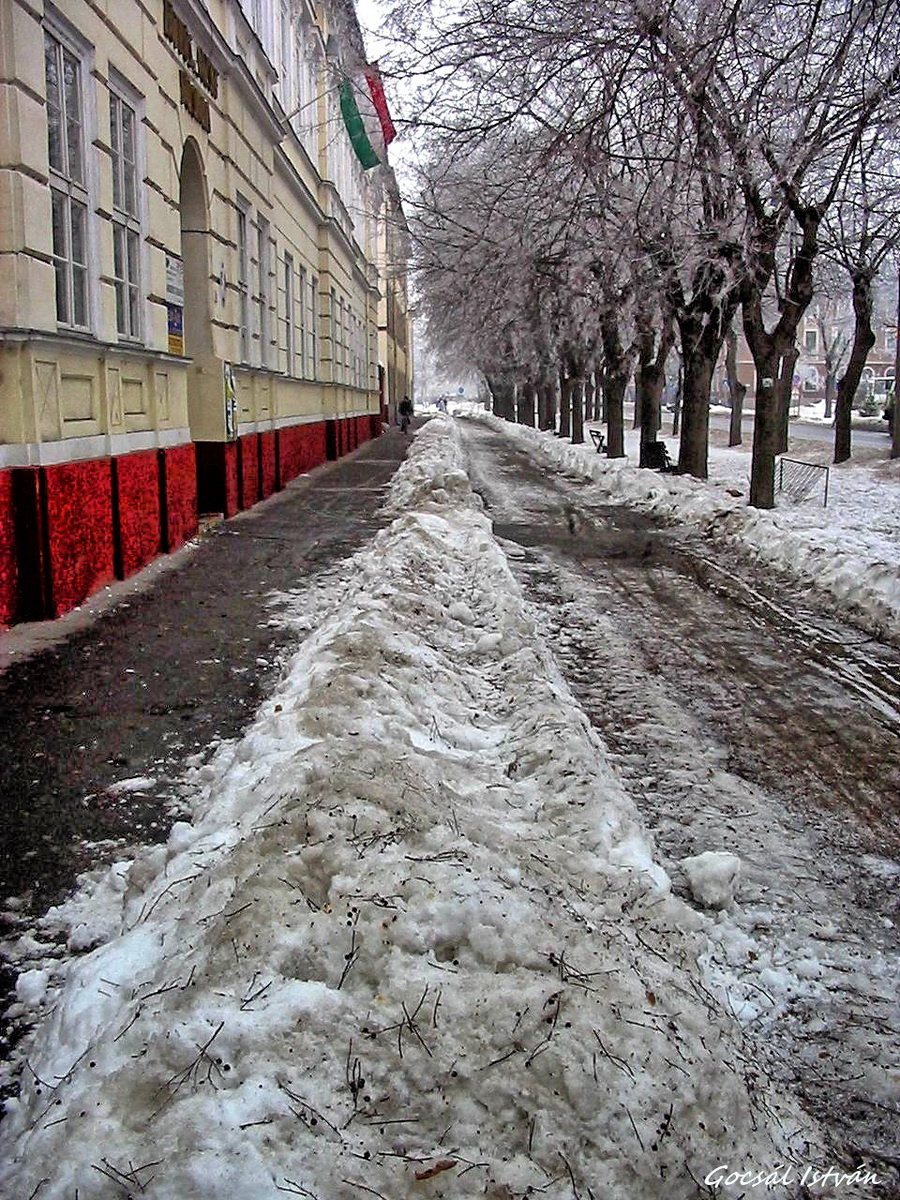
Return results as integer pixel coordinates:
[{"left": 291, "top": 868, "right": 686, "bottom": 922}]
[{"left": 776, "top": 457, "right": 830, "bottom": 507}]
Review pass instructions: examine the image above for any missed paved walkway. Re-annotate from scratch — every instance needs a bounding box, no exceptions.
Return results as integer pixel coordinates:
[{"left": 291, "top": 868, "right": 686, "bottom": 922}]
[{"left": 0, "top": 427, "right": 413, "bottom": 914}]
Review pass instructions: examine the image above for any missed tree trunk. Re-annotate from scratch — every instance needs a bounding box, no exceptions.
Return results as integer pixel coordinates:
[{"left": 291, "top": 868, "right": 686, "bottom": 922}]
[
  {"left": 678, "top": 350, "right": 715, "bottom": 477},
  {"left": 635, "top": 319, "right": 673, "bottom": 466},
  {"left": 487, "top": 375, "right": 515, "bottom": 421},
  {"left": 571, "top": 379, "right": 585, "bottom": 444},
  {"left": 775, "top": 345, "right": 799, "bottom": 455},
  {"left": 517, "top": 380, "right": 536, "bottom": 427},
  {"left": 835, "top": 269, "right": 876, "bottom": 465},
  {"left": 538, "top": 378, "right": 556, "bottom": 430},
  {"left": 584, "top": 373, "right": 596, "bottom": 425},
  {"left": 824, "top": 372, "right": 837, "bottom": 421},
  {"left": 749, "top": 356, "right": 781, "bottom": 509},
  {"left": 744, "top": 205, "right": 821, "bottom": 507},
  {"left": 677, "top": 307, "right": 729, "bottom": 479},
  {"left": 725, "top": 324, "right": 747, "bottom": 446},
  {"left": 597, "top": 368, "right": 607, "bottom": 423},
  {"left": 671, "top": 359, "right": 682, "bottom": 436},
  {"left": 559, "top": 367, "right": 571, "bottom": 438},
  {"left": 632, "top": 366, "right": 641, "bottom": 429}
]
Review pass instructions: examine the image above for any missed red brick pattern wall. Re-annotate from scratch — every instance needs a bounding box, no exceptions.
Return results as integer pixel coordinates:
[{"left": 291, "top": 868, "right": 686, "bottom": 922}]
[
  {"left": 161, "top": 443, "right": 198, "bottom": 552},
  {"left": 260, "top": 431, "right": 277, "bottom": 499},
  {"left": 239, "top": 434, "right": 260, "bottom": 510},
  {"left": 43, "top": 458, "right": 115, "bottom": 617},
  {"left": 0, "top": 471, "right": 18, "bottom": 626},
  {"left": 114, "top": 450, "right": 161, "bottom": 580},
  {"left": 278, "top": 422, "right": 327, "bottom": 484},
  {"left": 223, "top": 442, "right": 239, "bottom": 518}
]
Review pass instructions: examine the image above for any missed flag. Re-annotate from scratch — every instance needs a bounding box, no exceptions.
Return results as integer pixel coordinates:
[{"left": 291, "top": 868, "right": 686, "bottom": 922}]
[
  {"left": 339, "top": 79, "right": 380, "bottom": 169},
  {"left": 364, "top": 63, "right": 396, "bottom": 146}
]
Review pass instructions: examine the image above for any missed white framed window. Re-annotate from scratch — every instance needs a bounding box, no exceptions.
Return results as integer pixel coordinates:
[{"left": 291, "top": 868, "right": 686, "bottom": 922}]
[
  {"left": 297, "top": 263, "right": 307, "bottom": 377},
  {"left": 236, "top": 197, "right": 251, "bottom": 362},
  {"left": 803, "top": 328, "right": 818, "bottom": 354},
  {"left": 109, "top": 81, "right": 142, "bottom": 340},
  {"left": 45, "top": 23, "right": 90, "bottom": 330},
  {"left": 309, "top": 274, "right": 318, "bottom": 378},
  {"left": 283, "top": 252, "right": 295, "bottom": 375},
  {"left": 257, "top": 216, "right": 271, "bottom": 367}
]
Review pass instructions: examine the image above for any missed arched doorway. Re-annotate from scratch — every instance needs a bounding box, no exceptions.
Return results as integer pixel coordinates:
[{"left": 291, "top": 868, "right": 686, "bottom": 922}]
[
  {"left": 179, "top": 138, "right": 213, "bottom": 362},
  {"left": 178, "top": 139, "right": 222, "bottom": 513}
]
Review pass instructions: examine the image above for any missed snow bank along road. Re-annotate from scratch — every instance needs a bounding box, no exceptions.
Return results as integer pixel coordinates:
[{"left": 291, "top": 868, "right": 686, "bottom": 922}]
[
  {"left": 459, "top": 416, "right": 900, "bottom": 1187},
  {"left": 0, "top": 416, "right": 896, "bottom": 1198}
]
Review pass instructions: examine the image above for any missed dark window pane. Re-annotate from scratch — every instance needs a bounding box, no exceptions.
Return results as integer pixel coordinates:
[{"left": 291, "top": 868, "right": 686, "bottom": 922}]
[
  {"left": 128, "top": 284, "right": 140, "bottom": 337},
  {"left": 110, "top": 95, "right": 122, "bottom": 209},
  {"left": 126, "top": 229, "right": 140, "bottom": 282},
  {"left": 115, "top": 278, "right": 126, "bottom": 334},
  {"left": 63, "top": 50, "right": 83, "bottom": 184},
  {"left": 51, "top": 189, "right": 67, "bottom": 259},
  {"left": 70, "top": 201, "right": 87, "bottom": 266},
  {"left": 72, "top": 265, "right": 87, "bottom": 326},
  {"left": 122, "top": 104, "right": 137, "bottom": 214},
  {"left": 45, "top": 38, "right": 63, "bottom": 172},
  {"left": 113, "top": 224, "right": 124, "bottom": 279},
  {"left": 54, "top": 261, "right": 68, "bottom": 323}
]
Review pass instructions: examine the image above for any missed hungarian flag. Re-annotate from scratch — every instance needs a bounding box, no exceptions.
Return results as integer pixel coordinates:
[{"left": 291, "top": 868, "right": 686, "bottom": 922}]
[
  {"left": 339, "top": 66, "right": 396, "bottom": 170},
  {"left": 364, "top": 63, "right": 396, "bottom": 147},
  {"left": 339, "top": 79, "right": 380, "bottom": 169}
]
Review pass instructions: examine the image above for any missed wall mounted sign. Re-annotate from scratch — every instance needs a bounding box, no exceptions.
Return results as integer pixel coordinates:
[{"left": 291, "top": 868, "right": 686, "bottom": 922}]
[
  {"left": 165, "top": 254, "right": 185, "bottom": 355},
  {"left": 167, "top": 304, "right": 184, "bottom": 356},
  {"left": 163, "top": 0, "right": 219, "bottom": 131},
  {"left": 224, "top": 363, "right": 237, "bottom": 440}
]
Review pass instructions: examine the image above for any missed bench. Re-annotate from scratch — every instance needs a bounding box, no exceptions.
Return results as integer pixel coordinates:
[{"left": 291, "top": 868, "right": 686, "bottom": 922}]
[{"left": 588, "top": 428, "right": 606, "bottom": 453}]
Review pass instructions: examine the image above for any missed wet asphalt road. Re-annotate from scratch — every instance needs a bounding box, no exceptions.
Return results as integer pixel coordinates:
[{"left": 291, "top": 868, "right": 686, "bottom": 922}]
[{"left": 0, "top": 429, "right": 411, "bottom": 915}]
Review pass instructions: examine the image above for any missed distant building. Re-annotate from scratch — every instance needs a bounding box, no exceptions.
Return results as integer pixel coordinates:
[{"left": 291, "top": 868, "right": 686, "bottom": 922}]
[
  {"left": 0, "top": 0, "right": 405, "bottom": 624},
  {"left": 375, "top": 170, "right": 413, "bottom": 425},
  {"left": 720, "top": 306, "right": 896, "bottom": 409}
]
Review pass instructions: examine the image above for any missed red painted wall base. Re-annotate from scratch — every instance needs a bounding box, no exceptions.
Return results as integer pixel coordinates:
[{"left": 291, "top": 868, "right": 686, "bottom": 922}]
[{"left": 0, "top": 415, "right": 380, "bottom": 626}]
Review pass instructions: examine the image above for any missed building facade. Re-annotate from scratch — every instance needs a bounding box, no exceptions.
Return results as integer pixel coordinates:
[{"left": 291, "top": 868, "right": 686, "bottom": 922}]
[
  {"left": 719, "top": 309, "right": 896, "bottom": 412},
  {"left": 375, "top": 170, "right": 413, "bottom": 426},
  {"left": 0, "top": 0, "right": 396, "bottom": 625}
]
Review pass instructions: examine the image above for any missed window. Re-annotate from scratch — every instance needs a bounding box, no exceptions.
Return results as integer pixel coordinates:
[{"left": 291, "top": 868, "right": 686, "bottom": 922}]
[
  {"left": 308, "top": 274, "right": 318, "bottom": 378},
  {"left": 803, "top": 328, "right": 818, "bottom": 354},
  {"left": 236, "top": 199, "right": 251, "bottom": 362},
  {"left": 109, "top": 85, "right": 142, "bottom": 340},
  {"left": 283, "top": 253, "right": 295, "bottom": 375},
  {"left": 45, "top": 26, "right": 90, "bottom": 329},
  {"left": 257, "top": 217, "right": 271, "bottom": 366},
  {"left": 886, "top": 328, "right": 897, "bottom": 354},
  {"left": 297, "top": 264, "right": 307, "bottom": 377}
]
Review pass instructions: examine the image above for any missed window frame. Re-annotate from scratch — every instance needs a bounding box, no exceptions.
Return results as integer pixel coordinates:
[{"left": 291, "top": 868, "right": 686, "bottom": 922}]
[
  {"left": 236, "top": 196, "right": 252, "bottom": 363},
  {"left": 283, "top": 251, "right": 295, "bottom": 375},
  {"left": 108, "top": 72, "right": 144, "bottom": 342},
  {"left": 44, "top": 16, "right": 93, "bottom": 332},
  {"left": 257, "top": 215, "right": 271, "bottom": 368}
]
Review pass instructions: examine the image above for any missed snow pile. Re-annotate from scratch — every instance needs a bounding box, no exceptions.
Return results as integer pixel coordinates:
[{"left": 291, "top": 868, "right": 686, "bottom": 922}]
[
  {"left": 1, "top": 419, "right": 819, "bottom": 1198},
  {"left": 475, "top": 415, "right": 900, "bottom": 643},
  {"left": 680, "top": 852, "right": 742, "bottom": 911}
]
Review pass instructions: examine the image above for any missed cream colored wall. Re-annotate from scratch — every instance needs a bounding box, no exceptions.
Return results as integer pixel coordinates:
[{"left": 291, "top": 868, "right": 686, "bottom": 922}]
[{"left": 1, "top": 0, "right": 382, "bottom": 458}]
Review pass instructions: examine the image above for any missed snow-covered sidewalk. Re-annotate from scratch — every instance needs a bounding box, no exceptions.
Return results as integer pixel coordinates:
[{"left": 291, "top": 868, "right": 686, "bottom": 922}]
[
  {"left": 471, "top": 412, "right": 900, "bottom": 645},
  {"left": 1, "top": 418, "right": 823, "bottom": 1198}
]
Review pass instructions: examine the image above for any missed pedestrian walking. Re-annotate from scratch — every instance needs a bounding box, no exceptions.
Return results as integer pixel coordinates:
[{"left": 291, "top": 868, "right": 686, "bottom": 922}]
[{"left": 399, "top": 395, "right": 413, "bottom": 434}]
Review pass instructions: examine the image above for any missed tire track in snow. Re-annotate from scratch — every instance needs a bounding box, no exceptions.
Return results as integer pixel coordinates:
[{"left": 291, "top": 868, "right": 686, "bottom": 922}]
[{"left": 460, "top": 418, "right": 900, "bottom": 1185}]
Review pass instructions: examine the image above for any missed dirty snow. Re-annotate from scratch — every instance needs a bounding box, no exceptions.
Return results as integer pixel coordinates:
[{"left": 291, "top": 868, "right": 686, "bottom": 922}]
[
  {"left": 472, "top": 414, "right": 900, "bottom": 644},
  {"left": 0, "top": 418, "right": 827, "bottom": 1199}
]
